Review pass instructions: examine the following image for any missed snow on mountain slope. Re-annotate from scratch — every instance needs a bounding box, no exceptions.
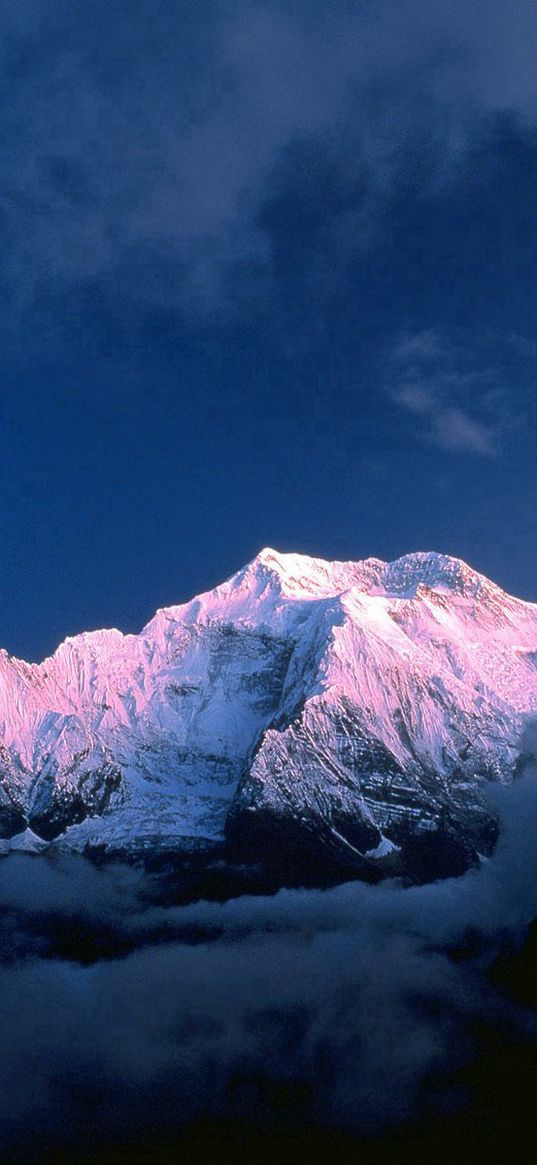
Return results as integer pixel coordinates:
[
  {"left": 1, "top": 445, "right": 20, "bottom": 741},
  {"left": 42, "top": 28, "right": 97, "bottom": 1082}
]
[{"left": 1, "top": 548, "right": 536, "bottom": 878}]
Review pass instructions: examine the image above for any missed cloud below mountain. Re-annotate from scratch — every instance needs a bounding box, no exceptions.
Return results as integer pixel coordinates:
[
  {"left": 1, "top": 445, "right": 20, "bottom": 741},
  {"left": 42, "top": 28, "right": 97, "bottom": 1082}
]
[{"left": 1, "top": 769, "right": 536, "bottom": 1153}]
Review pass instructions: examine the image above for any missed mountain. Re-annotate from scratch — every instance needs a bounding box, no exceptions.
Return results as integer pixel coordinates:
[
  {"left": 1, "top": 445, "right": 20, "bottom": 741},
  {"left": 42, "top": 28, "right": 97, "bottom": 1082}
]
[{"left": 1, "top": 548, "right": 536, "bottom": 881}]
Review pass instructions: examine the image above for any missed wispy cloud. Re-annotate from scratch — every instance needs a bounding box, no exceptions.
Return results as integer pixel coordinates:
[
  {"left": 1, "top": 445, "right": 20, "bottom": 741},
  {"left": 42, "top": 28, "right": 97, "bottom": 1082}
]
[
  {"left": 432, "top": 405, "right": 497, "bottom": 456},
  {"left": 389, "top": 330, "right": 508, "bottom": 457},
  {"left": 392, "top": 329, "right": 443, "bottom": 362},
  {"left": 3, "top": 2, "right": 537, "bottom": 350}
]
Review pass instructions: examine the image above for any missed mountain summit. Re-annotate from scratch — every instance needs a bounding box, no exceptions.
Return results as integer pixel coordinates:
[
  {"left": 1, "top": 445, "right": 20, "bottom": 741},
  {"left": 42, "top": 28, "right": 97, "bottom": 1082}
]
[{"left": 1, "top": 549, "right": 535, "bottom": 881}]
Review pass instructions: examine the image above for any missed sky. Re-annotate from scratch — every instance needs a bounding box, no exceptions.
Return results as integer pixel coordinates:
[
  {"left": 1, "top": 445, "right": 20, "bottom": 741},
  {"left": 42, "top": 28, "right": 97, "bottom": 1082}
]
[{"left": 2, "top": 0, "right": 537, "bottom": 660}]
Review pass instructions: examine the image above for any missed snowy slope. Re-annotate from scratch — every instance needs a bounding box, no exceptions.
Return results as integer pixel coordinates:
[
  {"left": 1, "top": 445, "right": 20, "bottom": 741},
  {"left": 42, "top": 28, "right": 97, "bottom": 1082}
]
[{"left": 1, "top": 548, "right": 536, "bottom": 876}]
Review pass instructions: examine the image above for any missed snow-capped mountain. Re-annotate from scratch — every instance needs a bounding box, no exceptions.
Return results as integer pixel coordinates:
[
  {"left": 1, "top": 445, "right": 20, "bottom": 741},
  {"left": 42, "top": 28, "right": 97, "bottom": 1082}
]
[{"left": 1, "top": 548, "right": 536, "bottom": 879}]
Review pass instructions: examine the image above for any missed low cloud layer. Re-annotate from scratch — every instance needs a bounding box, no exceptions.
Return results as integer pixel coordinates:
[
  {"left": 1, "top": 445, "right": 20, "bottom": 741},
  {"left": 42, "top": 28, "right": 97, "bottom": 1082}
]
[{"left": 1, "top": 771, "right": 537, "bottom": 1154}]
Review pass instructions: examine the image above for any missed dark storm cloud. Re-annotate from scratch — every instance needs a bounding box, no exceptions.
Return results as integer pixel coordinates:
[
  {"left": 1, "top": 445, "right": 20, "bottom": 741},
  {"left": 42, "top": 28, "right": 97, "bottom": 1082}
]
[
  {"left": 2, "top": 0, "right": 537, "bottom": 347},
  {"left": 1, "top": 770, "right": 537, "bottom": 1150}
]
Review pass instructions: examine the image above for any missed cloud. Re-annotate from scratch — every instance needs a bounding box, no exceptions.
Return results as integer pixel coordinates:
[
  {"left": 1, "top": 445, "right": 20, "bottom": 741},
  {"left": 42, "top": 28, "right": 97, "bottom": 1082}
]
[
  {"left": 394, "top": 383, "right": 437, "bottom": 416},
  {"left": 393, "top": 330, "right": 443, "bottom": 362},
  {"left": 2, "top": 1, "right": 537, "bottom": 351},
  {"left": 389, "top": 331, "right": 509, "bottom": 456},
  {"left": 432, "top": 405, "right": 496, "bottom": 455},
  {"left": 1, "top": 758, "right": 537, "bottom": 1154}
]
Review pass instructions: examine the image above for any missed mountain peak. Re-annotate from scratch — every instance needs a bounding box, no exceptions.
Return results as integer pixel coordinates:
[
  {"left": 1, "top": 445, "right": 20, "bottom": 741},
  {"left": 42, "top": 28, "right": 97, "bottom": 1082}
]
[
  {"left": 252, "top": 546, "right": 328, "bottom": 573},
  {"left": 245, "top": 547, "right": 492, "bottom": 603},
  {"left": 1, "top": 543, "right": 536, "bottom": 874},
  {"left": 247, "top": 547, "right": 366, "bottom": 600}
]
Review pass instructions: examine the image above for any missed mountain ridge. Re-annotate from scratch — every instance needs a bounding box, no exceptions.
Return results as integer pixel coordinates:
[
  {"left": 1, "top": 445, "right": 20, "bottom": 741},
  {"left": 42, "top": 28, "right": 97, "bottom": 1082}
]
[
  {"left": 4, "top": 547, "right": 530, "bottom": 668},
  {"left": 1, "top": 548, "right": 535, "bottom": 882}
]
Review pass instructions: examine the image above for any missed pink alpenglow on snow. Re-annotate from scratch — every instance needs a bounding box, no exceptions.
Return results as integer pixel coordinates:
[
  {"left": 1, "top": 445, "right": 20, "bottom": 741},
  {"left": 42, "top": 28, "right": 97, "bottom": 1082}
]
[{"left": 0, "top": 549, "right": 535, "bottom": 881}]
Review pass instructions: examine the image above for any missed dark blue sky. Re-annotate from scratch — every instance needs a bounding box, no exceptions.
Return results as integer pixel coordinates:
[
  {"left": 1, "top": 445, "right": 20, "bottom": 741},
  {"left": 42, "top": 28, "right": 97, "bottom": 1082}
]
[{"left": 2, "top": 0, "right": 537, "bottom": 660}]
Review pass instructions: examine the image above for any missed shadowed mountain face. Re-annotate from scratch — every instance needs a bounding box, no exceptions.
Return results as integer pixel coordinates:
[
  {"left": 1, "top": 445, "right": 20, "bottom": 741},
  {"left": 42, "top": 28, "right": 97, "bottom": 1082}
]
[{"left": 1, "top": 548, "right": 536, "bottom": 883}]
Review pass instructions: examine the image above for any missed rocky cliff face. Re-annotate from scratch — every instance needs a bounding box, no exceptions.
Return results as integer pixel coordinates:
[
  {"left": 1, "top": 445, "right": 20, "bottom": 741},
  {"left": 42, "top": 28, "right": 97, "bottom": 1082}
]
[{"left": 1, "top": 548, "right": 536, "bottom": 880}]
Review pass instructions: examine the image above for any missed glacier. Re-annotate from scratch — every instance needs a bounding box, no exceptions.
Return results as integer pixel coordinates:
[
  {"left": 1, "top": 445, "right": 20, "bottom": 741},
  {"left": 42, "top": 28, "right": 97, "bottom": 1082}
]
[{"left": 1, "top": 547, "right": 536, "bottom": 882}]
